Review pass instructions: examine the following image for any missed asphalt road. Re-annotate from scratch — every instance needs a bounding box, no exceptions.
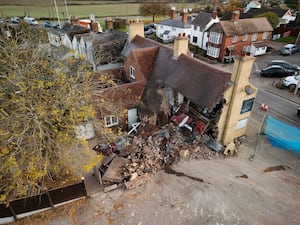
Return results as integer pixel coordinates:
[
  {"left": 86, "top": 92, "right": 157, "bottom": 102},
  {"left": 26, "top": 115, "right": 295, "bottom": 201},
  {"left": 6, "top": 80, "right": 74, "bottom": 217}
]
[{"left": 255, "top": 89, "right": 300, "bottom": 127}]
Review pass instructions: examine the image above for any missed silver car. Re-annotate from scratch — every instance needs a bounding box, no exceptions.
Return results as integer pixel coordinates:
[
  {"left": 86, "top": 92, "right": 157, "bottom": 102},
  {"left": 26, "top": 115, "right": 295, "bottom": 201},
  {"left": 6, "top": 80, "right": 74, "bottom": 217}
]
[{"left": 280, "top": 44, "right": 299, "bottom": 55}]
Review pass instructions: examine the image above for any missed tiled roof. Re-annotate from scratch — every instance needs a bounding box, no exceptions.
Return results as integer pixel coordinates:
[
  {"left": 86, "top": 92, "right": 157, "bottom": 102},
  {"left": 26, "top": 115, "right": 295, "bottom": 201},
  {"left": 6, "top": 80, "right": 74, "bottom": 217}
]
[
  {"left": 79, "top": 30, "right": 127, "bottom": 43},
  {"left": 191, "top": 12, "right": 213, "bottom": 27},
  {"left": 221, "top": 8, "right": 289, "bottom": 20},
  {"left": 159, "top": 19, "right": 191, "bottom": 28},
  {"left": 122, "top": 36, "right": 231, "bottom": 111},
  {"left": 211, "top": 17, "right": 273, "bottom": 36}
]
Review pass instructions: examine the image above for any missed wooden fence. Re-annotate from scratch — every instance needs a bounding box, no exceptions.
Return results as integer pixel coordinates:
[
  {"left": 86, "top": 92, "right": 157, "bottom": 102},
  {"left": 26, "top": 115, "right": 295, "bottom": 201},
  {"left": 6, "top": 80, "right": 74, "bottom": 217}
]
[{"left": 0, "top": 178, "right": 87, "bottom": 222}]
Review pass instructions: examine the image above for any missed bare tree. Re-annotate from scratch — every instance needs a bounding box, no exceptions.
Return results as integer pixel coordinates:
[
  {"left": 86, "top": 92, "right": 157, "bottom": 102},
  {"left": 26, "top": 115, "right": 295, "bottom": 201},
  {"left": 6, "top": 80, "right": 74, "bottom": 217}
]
[{"left": 139, "top": 1, "right": 170, "bottom": 22}]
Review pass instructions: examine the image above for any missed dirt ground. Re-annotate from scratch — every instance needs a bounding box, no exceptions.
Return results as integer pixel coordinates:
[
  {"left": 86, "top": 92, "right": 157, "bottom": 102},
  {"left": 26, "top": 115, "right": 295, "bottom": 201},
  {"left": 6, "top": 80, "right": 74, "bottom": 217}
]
[{"left": 9, "top": 114, "right": 300, "bottom": 225}]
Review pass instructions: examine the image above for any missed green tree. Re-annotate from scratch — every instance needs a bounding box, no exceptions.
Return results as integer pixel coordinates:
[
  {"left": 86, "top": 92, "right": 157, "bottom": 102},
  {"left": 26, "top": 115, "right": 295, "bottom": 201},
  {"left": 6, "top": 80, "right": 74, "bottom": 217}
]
[
  {"left": 254, "top": 12, "right": 279, "bottom": 29},
  {"left": 0, "top": 27, "right": 102, "bottom": 204},
  {"left": 139, "top": 1, "right": 169, "bottom": 22}
]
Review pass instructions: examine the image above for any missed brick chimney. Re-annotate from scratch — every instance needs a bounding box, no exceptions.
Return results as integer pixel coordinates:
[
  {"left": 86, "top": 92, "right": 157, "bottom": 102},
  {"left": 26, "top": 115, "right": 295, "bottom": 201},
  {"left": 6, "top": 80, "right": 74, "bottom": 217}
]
[
  {"left": 182, "top": 9, "right": 188, "bottom": 23},
  {"left": 91, "top": 21, "right": 99, "bottom": 33},
  {"left": 170, "top": 6, "right": 176, "bottom": 20},
  {"left": 128, "top": 18, "right": 144, "bottom": 42},
  {"left": 105, "top": 17, "right": 114, "bottom": 30},
  {"left": 231, "top": 10, "right": 240, "bottom": 22},
  {"left": 212, "top": 10, "right": 217, "bottom": 19},
  {"left": 71, "top": 16, "right": 79, "bottom": 26},
  {"left": 173, "top": 33, "right": 189, "bottom": 59}
]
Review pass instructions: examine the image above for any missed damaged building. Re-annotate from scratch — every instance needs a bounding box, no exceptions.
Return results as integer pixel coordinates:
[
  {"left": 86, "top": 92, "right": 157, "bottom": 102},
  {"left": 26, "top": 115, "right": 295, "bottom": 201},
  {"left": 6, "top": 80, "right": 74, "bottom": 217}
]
[
  {"left": 94, "top": 19, "right": 257, "bottom": 145},
  {"left": 90, "top": 19, "right": 257, "bottom": 188}
]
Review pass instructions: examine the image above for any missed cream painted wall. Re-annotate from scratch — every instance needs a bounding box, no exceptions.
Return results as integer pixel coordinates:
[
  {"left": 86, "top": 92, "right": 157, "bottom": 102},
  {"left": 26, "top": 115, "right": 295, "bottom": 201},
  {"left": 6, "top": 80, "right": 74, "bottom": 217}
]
[{"left": 218, "top": 56, "right": 257, "bottom": 145}]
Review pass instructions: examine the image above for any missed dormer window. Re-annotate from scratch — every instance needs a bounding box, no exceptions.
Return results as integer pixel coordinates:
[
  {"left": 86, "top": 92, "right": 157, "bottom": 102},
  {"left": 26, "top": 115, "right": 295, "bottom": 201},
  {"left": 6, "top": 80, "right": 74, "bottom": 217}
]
[
  {"left": 243, "top": 34, "right": 248, "bottom": 41},
  {"left": 129, "top": 66, "right": 135, "bottom": 79}
]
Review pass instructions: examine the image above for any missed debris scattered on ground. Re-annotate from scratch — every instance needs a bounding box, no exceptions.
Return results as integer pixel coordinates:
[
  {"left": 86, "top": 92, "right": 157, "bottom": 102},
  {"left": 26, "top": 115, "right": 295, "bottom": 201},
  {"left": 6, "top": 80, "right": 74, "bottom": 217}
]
[
  {"left": 91, "top": 123, "right": 246, "bottom": 191},
  {"left": 236, "top": 174, "right": 248, "bottom": 178}
]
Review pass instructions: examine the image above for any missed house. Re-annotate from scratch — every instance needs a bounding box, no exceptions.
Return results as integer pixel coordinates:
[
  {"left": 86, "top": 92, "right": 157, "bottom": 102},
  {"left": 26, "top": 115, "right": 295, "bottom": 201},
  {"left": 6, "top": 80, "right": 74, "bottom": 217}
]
[
  {"left": 222, "top": 8, "right": 296, "bottom": 27},
  {"left": 156, "top": 7, "right": 191, "bottom": 43},
  {"left": 190, "top": 11, "right": 220, "bottom": 50},
  {"left": 244, "top": 0, "right": 261, "bottom": 13},
  {"left": 207, "top": 11, "right": 273, "bottom": 62},
  {"left": 74, "top": 30, "right": 127, "bottom": 70},
  {"left": 96, "top": 19, "right": 257, "bottom": 145}
]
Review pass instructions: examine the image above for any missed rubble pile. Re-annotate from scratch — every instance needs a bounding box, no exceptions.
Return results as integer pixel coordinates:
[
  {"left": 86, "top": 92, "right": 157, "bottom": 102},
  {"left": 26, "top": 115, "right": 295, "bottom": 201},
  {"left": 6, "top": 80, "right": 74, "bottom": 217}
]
[{"left": 95, "top": 123, "right": 222, "bottom": 191}]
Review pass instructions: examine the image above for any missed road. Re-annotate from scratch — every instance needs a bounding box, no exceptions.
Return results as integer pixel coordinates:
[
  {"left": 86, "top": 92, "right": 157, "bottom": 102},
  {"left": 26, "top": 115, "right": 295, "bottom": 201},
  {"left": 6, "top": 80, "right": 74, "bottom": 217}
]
[{"left": 255, "top": 89, "right": 300, "bottom": 127}]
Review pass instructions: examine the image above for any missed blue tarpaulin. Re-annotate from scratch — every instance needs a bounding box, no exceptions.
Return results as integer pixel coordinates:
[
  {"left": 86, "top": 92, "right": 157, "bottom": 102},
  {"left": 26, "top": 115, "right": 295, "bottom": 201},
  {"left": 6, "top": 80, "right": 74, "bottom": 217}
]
[{"left": 264, "top": 115, "right": 300, "bottom": 154}]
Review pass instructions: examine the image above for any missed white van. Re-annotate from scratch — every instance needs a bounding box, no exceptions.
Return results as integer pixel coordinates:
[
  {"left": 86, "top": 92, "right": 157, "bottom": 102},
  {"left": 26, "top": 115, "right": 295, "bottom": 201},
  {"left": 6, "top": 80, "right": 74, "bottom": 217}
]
[{"left": 24, "top": 16, "right": 38, "bottom": 26}]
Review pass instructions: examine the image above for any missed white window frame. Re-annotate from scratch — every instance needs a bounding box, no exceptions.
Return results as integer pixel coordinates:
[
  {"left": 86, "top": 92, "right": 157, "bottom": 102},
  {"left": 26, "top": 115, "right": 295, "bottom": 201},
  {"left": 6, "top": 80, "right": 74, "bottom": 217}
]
[
  {"left": 129, "top": 66, "right": 135, "bottom": 79},
  {"left": 207, "top": 45, "right": 220, "bottom": 58},
  {"left": 243, "top": 34, "right": 248, "bottom": 41},
  {"left": 104, "top": 115, "right": 119, "bottom": 127},
  {"left": 262, "top": 32, "right": 268, "bottom": 40},
  {"left": 209, "top": 32, "right": 222, "bottom": 44},
  {"left": 251, "top": 33, "right": 258, "bottom": 41},
  {"left": 232, "top": 35, "right": 238, "bottom": 43}
]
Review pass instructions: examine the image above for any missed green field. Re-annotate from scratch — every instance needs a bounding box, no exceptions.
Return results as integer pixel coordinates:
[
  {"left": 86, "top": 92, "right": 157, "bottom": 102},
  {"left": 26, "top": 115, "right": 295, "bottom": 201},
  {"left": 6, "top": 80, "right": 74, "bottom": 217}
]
[{"left": 0, "top": 3, "right": 196, "bottom": 20}]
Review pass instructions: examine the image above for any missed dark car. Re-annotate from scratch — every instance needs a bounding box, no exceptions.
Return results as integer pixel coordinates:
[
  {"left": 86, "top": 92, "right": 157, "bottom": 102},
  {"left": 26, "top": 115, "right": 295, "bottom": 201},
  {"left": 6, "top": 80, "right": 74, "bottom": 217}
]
[
  {"left": 44, "top": 21, "right": 59, "bottom": 28},
  {"left": 260, "top": 65, "right": 295, "bottom": 77},
  {"left": 268, "top": 60, "right": 300, "bottom": 73}
]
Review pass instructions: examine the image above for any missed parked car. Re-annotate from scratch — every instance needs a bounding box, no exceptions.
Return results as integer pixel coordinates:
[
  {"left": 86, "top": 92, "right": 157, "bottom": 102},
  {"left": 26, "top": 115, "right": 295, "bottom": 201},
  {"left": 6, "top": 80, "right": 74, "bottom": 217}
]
[
  {"left": 44, "top": 21, "right": 59, "bottom": 28},
  {"left": 282, "top": 74, "right": 300, "bottom": 90},
  {"left": 260, "top": 65, "right": 295, "bottom": 77},
  {"left": 267, "top": 60, "right": 300, "bottom": 75},
  {"left": 280, "top": 44, "right": 299, "bottom": 55},
  {"left": 10, "top": 16, "right": 20, "bottom": 23},
  {"left": 24, "top": 16, "right": 38, "bottom": 26}
]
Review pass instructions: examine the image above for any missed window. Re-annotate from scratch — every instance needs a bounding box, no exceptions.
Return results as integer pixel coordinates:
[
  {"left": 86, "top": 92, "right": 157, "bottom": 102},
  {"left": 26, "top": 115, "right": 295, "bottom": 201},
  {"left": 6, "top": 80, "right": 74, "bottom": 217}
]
[
  {"left": 104, "top": 115, "right": 119, "bottom": 127},
  {"left": 251, "top": 33, "right": 258, "bottom": 41},
  {"left": 207, "top": 46, "right": 220, "bottom": 58},
  {"left": 129, "top": 66, "right": 135, "bottom": 79},
  {"left": 193, "top": 25, "right": 197, "bottom": 31},
  {"left": 232, "top": 35, "right": 238, "bottom": 43},
  {"left": 192, "top": 36, "right": 198, "bottom": 43},
  {"left": 209, "top": 32, "right": 222, "bottom": 44},
  {"left": 262, "top": 32, "right": 268, "bottom": 40},
  {"left": 243, "top": 34, "right": 248, "bottom": 41},
  {"left": 240, "top": 98, "right": 255, "bottom": 114}
]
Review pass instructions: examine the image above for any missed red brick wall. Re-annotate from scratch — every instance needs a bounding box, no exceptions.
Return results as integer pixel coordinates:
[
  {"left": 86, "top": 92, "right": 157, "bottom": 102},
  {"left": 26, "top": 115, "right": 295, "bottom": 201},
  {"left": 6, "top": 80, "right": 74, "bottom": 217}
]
[
  {"left": 218, "top": 31, "right": 272, "bottom": 61},
  {"left": 124, "top": 53, "right": 144, "bottom": 82}
]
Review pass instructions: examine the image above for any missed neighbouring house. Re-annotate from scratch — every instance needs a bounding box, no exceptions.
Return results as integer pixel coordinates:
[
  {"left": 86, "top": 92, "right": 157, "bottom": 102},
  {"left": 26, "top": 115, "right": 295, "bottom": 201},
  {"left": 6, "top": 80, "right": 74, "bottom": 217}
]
[
  {"left": 74, "top": 29, "right": 127, "bottom": 70},
  {"left": 244, "top": 0, "right": 261, "bottom": 13},
  {"left": 222, "top": 8, "right": 296, "bottom": 27},
  {"left": 47, "top": 24, "right": 90, "bottom": 48},
  {"left": 156, "top": 7, "right": 191, "bottom": 43},
  {"left": 190, "top": 11, "right": 220, "bottom": 50},
  {"left": 47, "top": 20, "right": 127, "bottom": 71},
  {"left": 207, "top": 11, "right": 273, "bottom": 62},
  {"left": 96, "top": 19, "right": 257, "bottom": 145}
]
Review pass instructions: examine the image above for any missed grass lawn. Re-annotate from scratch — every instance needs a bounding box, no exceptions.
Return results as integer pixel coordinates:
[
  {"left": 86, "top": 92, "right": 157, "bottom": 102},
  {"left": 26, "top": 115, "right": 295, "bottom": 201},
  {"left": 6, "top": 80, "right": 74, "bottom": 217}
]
[
  {"left": 274, "top": 36, "right": 296, "bottom": 43},
  {"left": 0, "top": 3, "right": 195, "bottom": 20}
]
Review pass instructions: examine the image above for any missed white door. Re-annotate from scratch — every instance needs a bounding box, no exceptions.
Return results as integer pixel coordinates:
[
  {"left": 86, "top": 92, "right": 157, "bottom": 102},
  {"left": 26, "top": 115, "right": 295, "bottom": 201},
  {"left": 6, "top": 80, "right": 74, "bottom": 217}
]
[{"left": 128, "top": 108, "right": 137, "bottom": 129}]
